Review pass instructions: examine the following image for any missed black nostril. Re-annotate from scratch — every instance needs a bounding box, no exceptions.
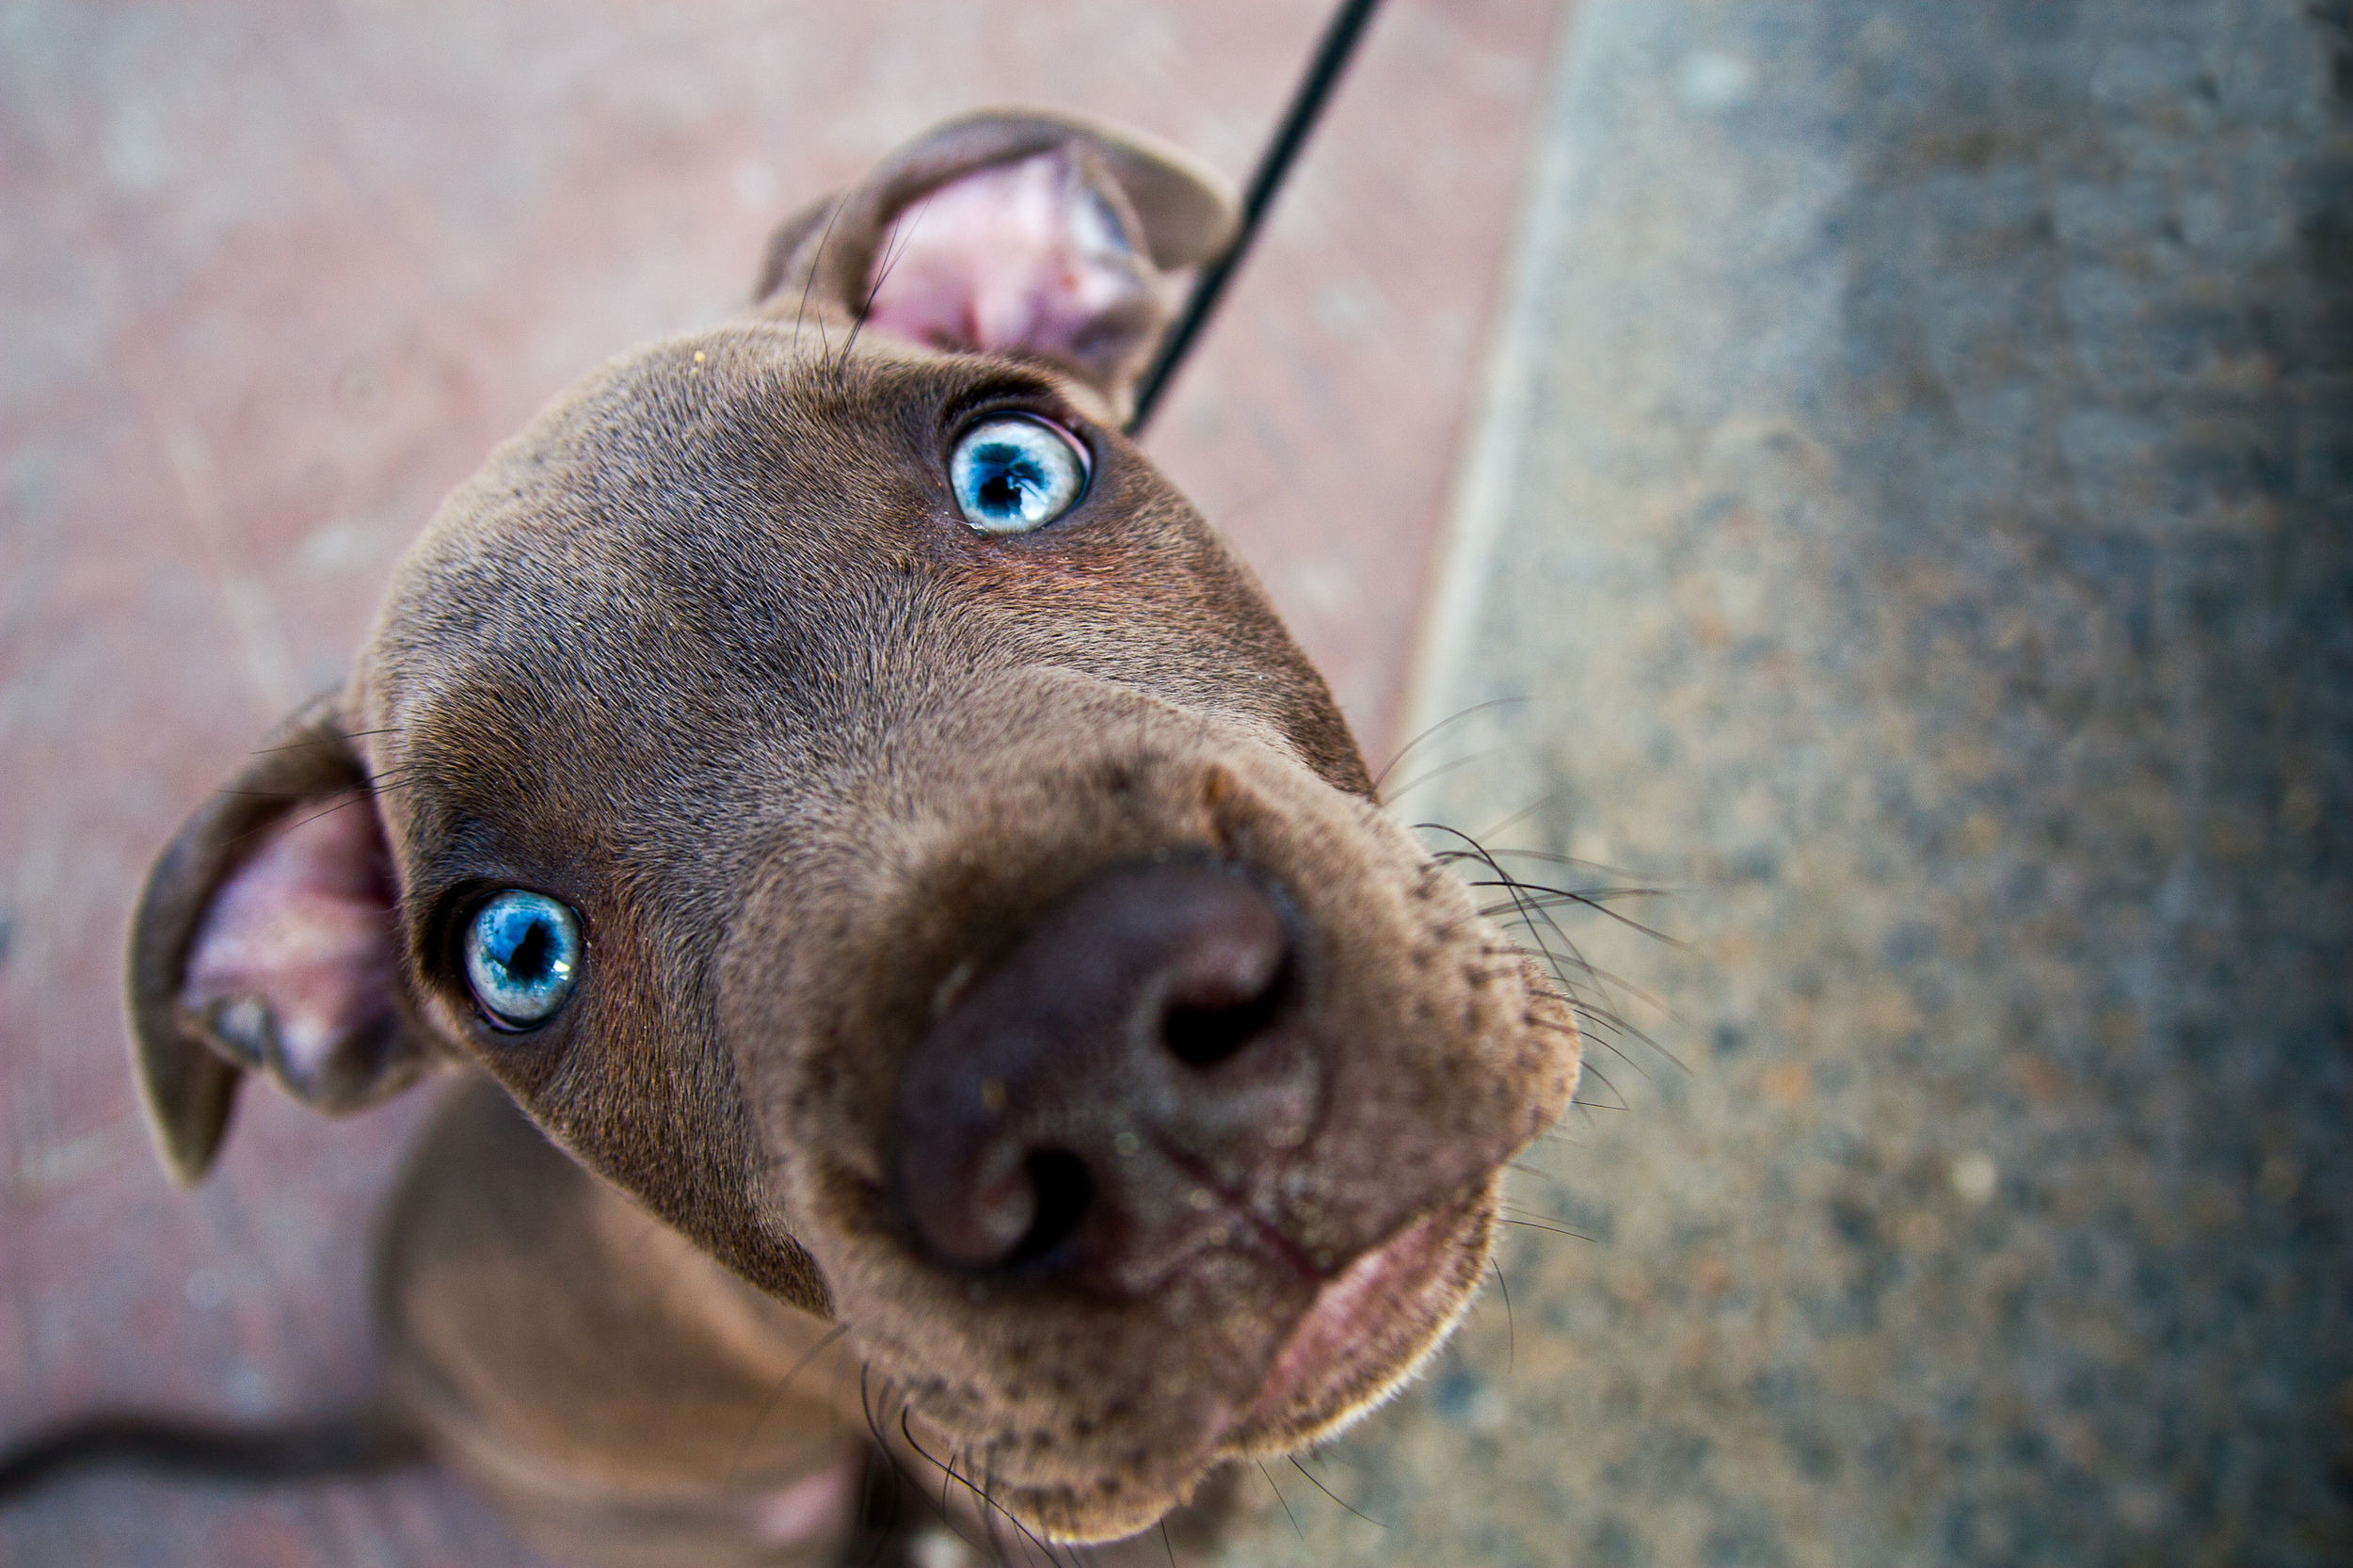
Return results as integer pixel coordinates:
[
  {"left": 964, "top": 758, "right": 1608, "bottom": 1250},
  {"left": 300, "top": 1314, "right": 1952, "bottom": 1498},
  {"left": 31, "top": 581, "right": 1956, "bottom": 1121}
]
[
  {"left": 1160, "top": 966, "right": 1288, "bottom": 1068},
  {"left": 1008, "top": 1150, "right": 1093, "bottom": 1267},
  {"left": 892, "top": 859, "right": 1308, "bottom": 1282}
]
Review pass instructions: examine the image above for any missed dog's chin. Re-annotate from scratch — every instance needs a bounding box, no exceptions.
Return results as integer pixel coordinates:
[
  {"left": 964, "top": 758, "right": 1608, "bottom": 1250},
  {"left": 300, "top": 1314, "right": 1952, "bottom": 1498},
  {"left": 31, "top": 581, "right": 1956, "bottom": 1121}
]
[{"left": 998, "top": 1176, "right": 1500, "bottom": 1545}]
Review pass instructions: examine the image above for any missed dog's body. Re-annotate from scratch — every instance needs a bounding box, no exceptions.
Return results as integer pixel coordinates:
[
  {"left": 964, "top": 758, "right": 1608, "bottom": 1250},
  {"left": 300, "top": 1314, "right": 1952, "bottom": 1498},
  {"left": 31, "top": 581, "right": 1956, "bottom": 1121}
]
[
  {"left": 117, "top": 111, "right": 1579, "bottom": 1563},
  {"left": 379, "top": 1080, "right": 880, "bottom": 1565}
]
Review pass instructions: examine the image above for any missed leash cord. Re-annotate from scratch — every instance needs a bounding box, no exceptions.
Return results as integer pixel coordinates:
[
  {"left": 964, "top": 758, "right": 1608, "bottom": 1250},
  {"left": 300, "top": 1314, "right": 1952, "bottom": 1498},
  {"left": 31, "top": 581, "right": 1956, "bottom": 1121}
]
[
  {"left": 1126, "top": 0, "right": 1385, "bottom": 434},
  {"left": 0, "top": 1407, "right": 426, "bottom": 1502}
]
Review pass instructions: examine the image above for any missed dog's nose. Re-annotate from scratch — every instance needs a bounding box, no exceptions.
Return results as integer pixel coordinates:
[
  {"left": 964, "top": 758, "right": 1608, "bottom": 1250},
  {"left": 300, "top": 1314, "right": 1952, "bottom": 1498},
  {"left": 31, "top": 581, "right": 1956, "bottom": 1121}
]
[{"left": 891, "top": 860, "right": 1317, "bottom": 1288}]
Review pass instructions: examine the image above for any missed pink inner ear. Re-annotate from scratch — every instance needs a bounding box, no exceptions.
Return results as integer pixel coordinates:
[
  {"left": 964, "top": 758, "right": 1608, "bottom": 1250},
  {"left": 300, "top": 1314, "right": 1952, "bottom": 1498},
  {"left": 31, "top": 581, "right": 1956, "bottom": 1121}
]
[
  {"left": 182, "top": 798, "right": 399, "bottom": 1093},
  {"left": 863, "top": 151, "right": 1153, "bottom": 365}
]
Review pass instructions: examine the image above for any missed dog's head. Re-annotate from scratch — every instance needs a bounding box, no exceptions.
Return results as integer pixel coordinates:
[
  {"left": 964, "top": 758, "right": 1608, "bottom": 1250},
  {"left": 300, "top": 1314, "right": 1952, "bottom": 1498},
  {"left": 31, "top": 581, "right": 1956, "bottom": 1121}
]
[{"left": 127, "top": 111, "right": 1580, "bottom": 1543}]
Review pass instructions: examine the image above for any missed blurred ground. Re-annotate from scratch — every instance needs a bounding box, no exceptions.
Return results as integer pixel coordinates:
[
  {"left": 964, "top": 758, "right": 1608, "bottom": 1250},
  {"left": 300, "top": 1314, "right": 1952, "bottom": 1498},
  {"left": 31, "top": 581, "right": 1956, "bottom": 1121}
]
[
  {"left": 1269, "top": 1, "right": 2351, "bottom": 1564},
  {"left": 0, "top": 2, "right": 1560, "bottom": 1562}
]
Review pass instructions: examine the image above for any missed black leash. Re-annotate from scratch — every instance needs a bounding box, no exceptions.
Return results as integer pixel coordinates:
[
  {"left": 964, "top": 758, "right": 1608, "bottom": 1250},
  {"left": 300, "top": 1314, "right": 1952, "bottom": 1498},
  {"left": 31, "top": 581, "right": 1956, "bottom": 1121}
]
[
  {"left": 0, "top": 1407, "right": 426, "bottom": 1502},
  {"left": 1126, "top": 0, "right": 1385, "bottom": 435}
]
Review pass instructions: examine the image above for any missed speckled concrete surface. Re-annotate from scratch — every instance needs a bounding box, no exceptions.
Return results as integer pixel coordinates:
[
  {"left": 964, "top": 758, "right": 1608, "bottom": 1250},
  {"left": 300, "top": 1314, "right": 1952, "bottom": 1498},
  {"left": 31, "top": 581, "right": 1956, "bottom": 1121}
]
[{"left": 1209, "top": 1, "right": 2353, "bottom": 1564}]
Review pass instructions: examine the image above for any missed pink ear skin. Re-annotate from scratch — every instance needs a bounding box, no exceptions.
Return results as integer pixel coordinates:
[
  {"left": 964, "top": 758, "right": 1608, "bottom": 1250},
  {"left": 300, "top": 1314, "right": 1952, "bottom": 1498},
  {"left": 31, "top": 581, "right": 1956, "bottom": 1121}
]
[
  {"left": 753, "top": 112, "right": 1236, "bottom": 416},
  {"left": 176, "top": 797, "right": 418, "bottom": 1115},
  {"left": 865, "top": 149, "right": 1160, "bottom": 381},
  {"left": 126, "top": 702, "right": 439, "bottom": 1186}
]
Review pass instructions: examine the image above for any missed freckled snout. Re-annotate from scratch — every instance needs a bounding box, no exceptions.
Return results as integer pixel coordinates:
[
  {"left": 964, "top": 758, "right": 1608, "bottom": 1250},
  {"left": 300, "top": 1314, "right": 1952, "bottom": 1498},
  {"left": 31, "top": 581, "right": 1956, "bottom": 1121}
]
[{"left": 891, "top": 860, "right": 1320, "bottom": 1291}]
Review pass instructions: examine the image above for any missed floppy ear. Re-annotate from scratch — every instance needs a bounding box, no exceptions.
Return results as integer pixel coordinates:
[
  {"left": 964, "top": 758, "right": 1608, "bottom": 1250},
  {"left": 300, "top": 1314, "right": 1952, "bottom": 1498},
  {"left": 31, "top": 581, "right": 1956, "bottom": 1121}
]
[
  {"left": 754, "top": 108, "right": 1238, "bottom": 418},
  {"left": 126, "top": 698, "right": 431, "bottom": 1184}
]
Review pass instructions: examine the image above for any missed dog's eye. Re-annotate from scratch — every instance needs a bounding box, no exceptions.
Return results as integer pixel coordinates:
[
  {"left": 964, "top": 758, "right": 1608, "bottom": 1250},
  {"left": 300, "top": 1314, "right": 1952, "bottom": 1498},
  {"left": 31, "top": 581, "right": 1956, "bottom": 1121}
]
[
  {"left": 950, "top": 416, "right": 1088, "bottom": 535},
  {"left": 462, "top": 890, "right": 583, "bottom": 1028}
]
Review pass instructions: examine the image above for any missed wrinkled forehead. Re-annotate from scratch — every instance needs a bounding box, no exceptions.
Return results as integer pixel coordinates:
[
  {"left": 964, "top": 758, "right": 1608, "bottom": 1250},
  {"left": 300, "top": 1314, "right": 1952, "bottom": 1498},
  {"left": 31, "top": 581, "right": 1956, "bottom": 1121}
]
[
  {"left": 377, "top": 326, "right": 1105, "bottom": 659},
  {"left": 347, "top": 325, "right": 1194, "bottom": 862},
  {"left": 358, "top": 334, "right": 1012, "bottom": 824}
]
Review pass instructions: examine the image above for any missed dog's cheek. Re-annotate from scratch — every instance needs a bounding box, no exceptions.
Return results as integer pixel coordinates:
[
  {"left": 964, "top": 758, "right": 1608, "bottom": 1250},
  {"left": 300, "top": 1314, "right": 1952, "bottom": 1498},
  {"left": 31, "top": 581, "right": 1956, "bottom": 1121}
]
[
  {"left": 717, "top": 817, "right": 950, "bottom": 1204},
  {"left": 457, "top": 896, "right": 830, "bottom": 1310}
]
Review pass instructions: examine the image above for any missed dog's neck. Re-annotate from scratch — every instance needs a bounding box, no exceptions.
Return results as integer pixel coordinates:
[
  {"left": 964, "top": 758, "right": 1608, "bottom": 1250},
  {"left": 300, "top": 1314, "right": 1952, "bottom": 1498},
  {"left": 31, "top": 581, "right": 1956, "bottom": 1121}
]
[{"left": 382, "top": 1080, "right": 864, "bottom": 1498}]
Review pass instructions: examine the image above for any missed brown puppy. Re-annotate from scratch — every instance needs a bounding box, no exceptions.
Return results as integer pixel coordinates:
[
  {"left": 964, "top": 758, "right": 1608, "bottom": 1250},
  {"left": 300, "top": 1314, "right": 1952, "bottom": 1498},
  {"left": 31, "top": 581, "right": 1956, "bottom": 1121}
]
[{"left": 123, "top": 110, "right": 1581, "bottom": 1564}]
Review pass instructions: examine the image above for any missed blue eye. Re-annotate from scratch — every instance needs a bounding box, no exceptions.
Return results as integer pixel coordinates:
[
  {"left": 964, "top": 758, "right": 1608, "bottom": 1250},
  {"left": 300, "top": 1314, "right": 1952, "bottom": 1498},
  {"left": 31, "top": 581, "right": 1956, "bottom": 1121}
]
[
  {"left": 949, "top": 416, "right": 1088, "bottom": 535},
  {"left": 462, "top": 890, "right": 583, "bottom": 1028}
]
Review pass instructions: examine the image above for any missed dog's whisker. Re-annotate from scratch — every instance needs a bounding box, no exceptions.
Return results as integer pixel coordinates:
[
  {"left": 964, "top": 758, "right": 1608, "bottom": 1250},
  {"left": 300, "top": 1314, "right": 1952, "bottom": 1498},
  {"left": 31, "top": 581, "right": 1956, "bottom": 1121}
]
[
  {"left": 851, "top": 1448, "right": 889, "bottom": 1568},
  {"left": 986, "top": 1456, "right": 1064, "bottom": 1568},
  {"left": 858, "top": 1367, "right": 944, "bottom": 1547},
  {"left": 1256, "top": 1458, "right": 1305, "bottom": 1542},
  {"left": 840, "top": 190, "right": 936, "bottom": 376},
  {"left": 1444, "top": 832, "right": 1685, "bottom": 1067},
  {"left": 214, "top": 789, "right": 378, "bottom": 850},
  {"left": 723, "top": 1321, "right": 849, "bottom": 1486},
  {"left": 1490, "top": 1255, "right": 1515, "bottom": 1379},
  {"left": 1501, "top": 1200, "right": 1592, "bottom": 1233},
  {"left": 1423, "top": 822, "right": 1666, "bottom": 900},
  {"left": 1523, "top": 979, "right": 1649, "bottom": 1054},
  {"left": 963, "top": 1450, "right": 1032, "bottom": 1568},
  {"left": 1474, "top": 886, "right": 1673, "bottom": 922},
  {"left": 1431, "top": 826, "right": 1611, "bottom": 1066},
  {"left": 1481, "top": 881, "right": 1674, "bottom": 908},
  {"left": 1465, "top": 876, "right": 1683, "bottom": 948},
  {"left": 897, "top": 1404, "right": 1062, "bottom": 1568},
  {"left": 1532, "top": 990, "right": 1658, "bottom": 1058},
  {"left": 1528, "top": 977, "right": 1654, "bottom": 1039},
  {"left": 872, "top": 1383, "right": 1000, "bottom": 1563},
  {"left": 1479, "top": 876, "right": 1686, "bottom": 1071},
  {"left": 1378, "top": 745, "right": 1504, "bottom": 808},
  {"left": 974, "top": 1459, "right": 1016, "bottom": 1568},
  {"left": 1369, "top": 696, "right": 1531, "bottom": 796},
  {"left": 793, "top": 194, "right": 848, "bottom": 358},
  {"left": 1289, "top": 1450, "right": 1386, "bottom": 1528},
  {"left": 1468, "top": 784, "right": 1575, "bottom": 848},
  {"left": 1497, "top": 1215, "right": 1595, "bottom": 1243},
  {"left": 1576, "top": 1060, "right": 1633, "bottom": 1111},
  {"left": 1474, "top": 841, "right": 1677, "bottom": 885},
  {"left": 1490, "top": 875, "right": 1631, "bottom": 1009},
  {"left": 1489, "top": 932, "right": 1649, "bottom": 1000},
  {"left": 242, "top": 724, "right": 405, "bottom": 757},
  {"left": 889, "top": 1402, "right": 1012, "bottom": 1562},
  {"left": 941, "top": 1443, "right": 968, "bottom": 1542}
]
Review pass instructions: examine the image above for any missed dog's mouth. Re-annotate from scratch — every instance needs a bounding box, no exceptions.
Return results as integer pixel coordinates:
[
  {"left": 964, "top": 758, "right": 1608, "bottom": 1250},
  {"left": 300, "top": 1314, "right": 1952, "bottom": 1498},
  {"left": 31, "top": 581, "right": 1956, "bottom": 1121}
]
[
  {"left": 954, "top": 1175, "right": 1499, "bottom": 1542},
  {"left": 1217, "top": 1176, "right": 1497, "bottom": 1455}
]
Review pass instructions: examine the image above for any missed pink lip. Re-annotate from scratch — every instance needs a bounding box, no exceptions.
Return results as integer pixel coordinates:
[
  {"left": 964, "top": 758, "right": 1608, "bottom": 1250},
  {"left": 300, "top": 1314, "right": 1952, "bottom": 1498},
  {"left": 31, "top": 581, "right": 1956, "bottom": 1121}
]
[{"left": 1228, "top": 1203, "right": 1459, "bottom": 1436}]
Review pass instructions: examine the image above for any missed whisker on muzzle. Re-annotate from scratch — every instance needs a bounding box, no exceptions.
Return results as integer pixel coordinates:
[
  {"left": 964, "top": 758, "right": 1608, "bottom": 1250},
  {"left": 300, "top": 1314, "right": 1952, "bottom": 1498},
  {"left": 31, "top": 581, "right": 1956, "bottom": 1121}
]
[
  {"left": 724, "top": 1320, "right": 850, "bottom": 1486},
  {"left": 1255, "top": 1459, "right": 1305, "bottom": 1542},
  {"left": 890, "top": 1399, "right": 1065, "bottom": 1568},
  {"left": 1489, "top": 1256, "right": 1515, "bottom": 1377},
  {"left": 1423, "top": 814, "right": 1687, "bottom": 1084}
]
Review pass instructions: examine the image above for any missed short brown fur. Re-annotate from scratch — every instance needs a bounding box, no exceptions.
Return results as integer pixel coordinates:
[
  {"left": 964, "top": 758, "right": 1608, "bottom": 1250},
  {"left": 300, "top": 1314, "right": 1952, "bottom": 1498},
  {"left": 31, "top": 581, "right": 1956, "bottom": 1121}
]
[{"left": 125, "top": 110, "right": 1579, "bottom": 1562}]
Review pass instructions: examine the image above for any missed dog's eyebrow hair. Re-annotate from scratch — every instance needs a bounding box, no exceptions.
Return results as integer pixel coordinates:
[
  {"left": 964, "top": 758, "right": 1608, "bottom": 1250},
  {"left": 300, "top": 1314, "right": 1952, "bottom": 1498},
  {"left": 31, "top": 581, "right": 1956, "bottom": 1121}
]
[
  {"left": 244, "top": 725, "right": 405, "bottom": 757},
  {"left": 397, "top": 812, "right": 540, "bottom": 913},
  {"left": 934, "top": 373, "right": 1082, "bottom": 431}
]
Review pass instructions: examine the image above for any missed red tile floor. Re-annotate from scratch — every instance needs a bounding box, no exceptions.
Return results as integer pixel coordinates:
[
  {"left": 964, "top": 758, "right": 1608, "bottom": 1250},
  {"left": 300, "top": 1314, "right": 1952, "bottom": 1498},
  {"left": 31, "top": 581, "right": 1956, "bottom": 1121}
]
[{"left": 0, "top": 2, "right": 1561, "bottom": 1560}]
